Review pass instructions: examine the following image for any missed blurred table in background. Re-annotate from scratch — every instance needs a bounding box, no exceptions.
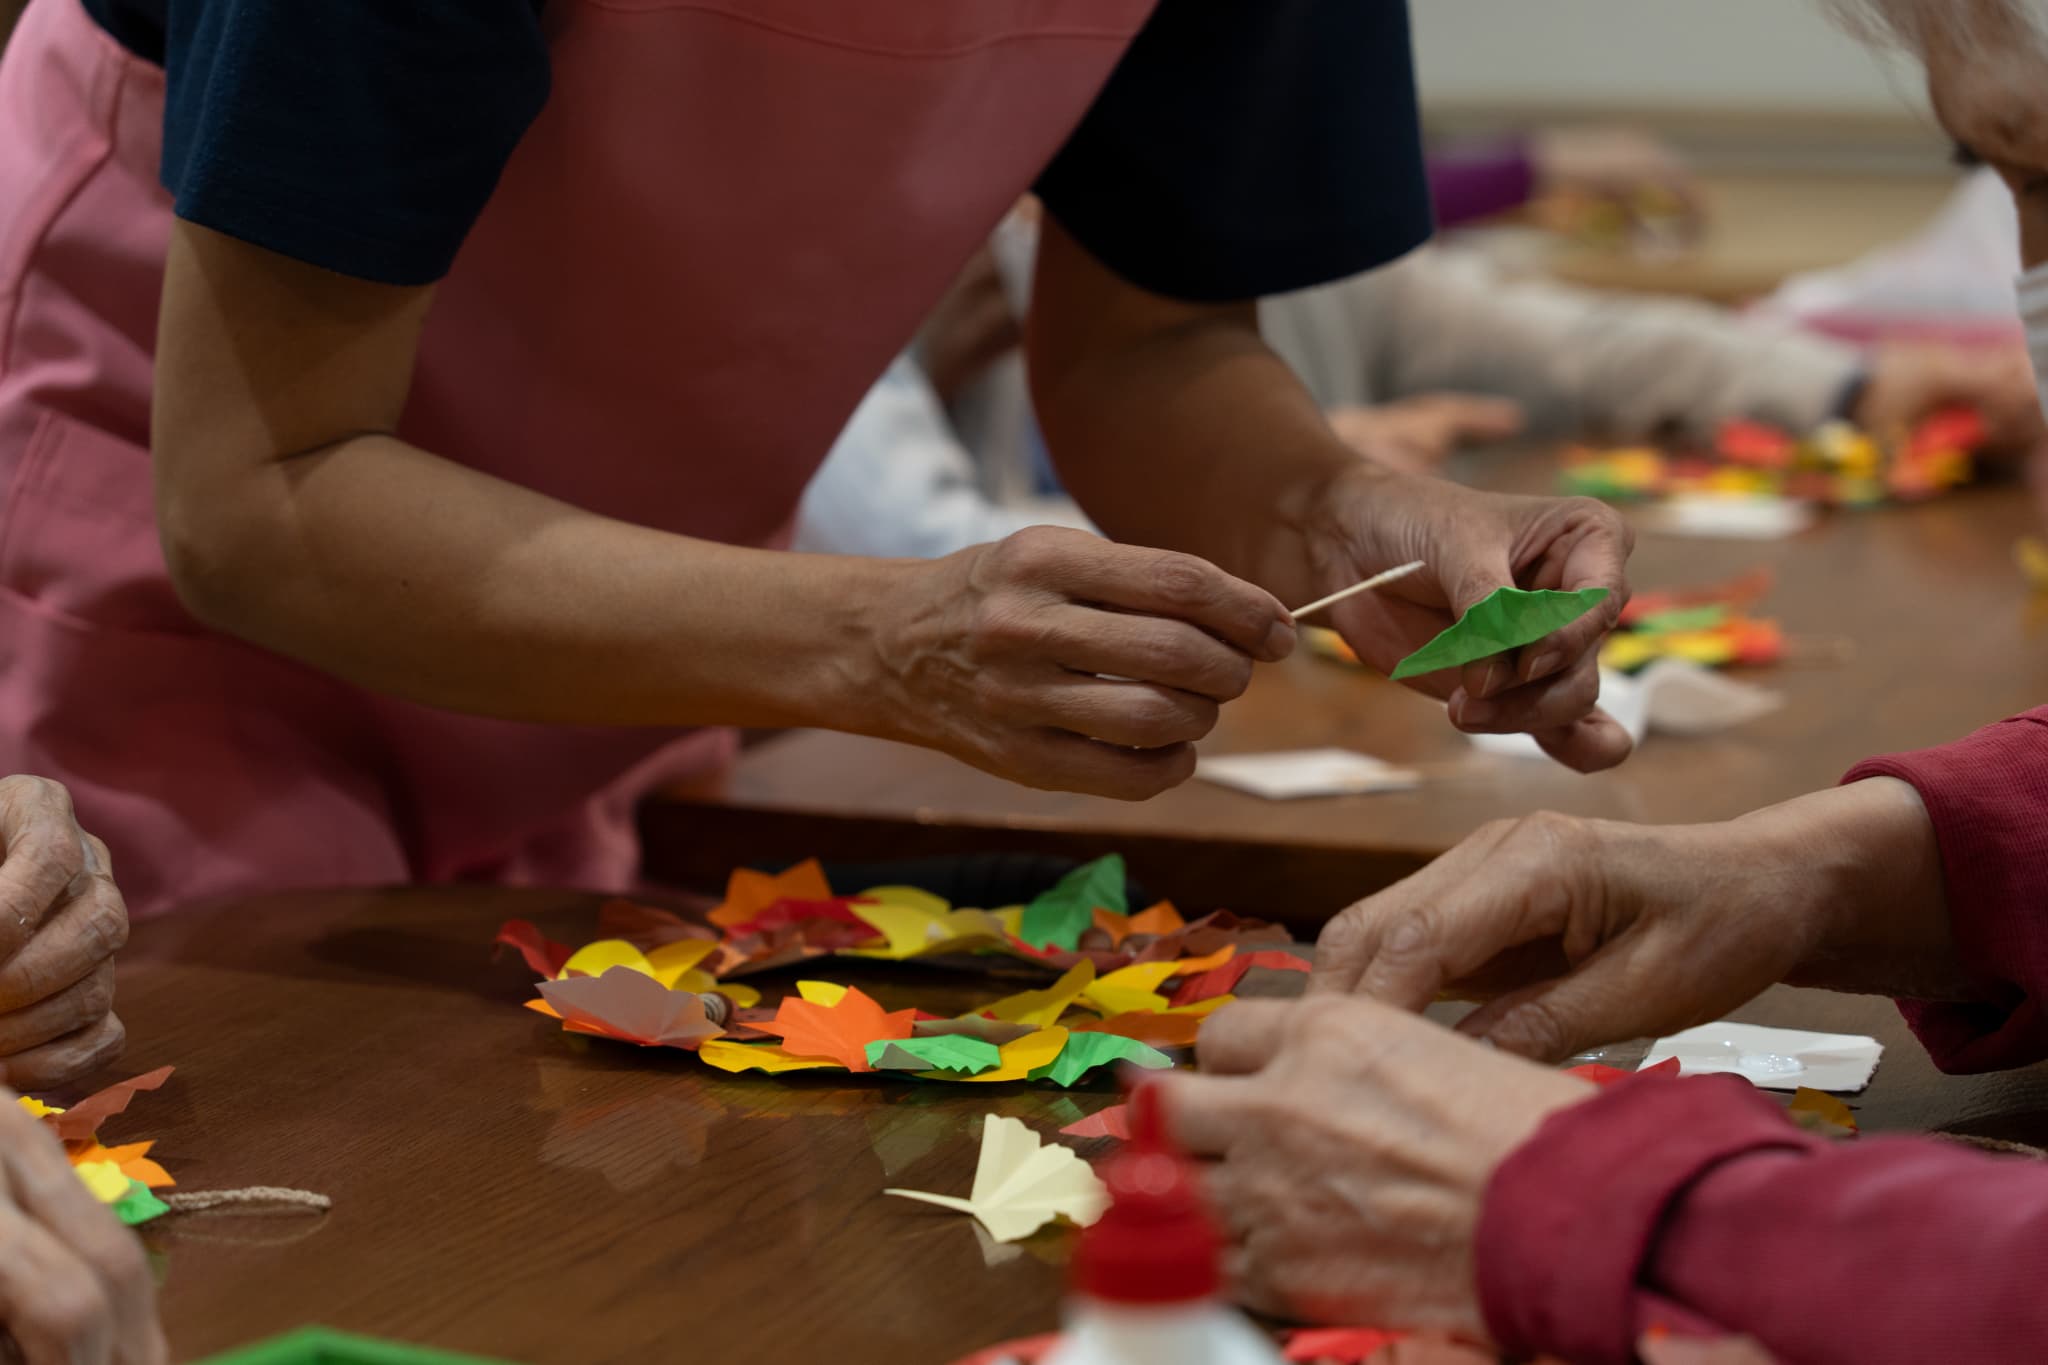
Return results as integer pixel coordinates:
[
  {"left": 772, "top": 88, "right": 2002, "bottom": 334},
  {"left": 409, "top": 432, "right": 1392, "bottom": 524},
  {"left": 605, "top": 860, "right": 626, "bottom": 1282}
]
[
  {"left": 645, "top": 444, "right": 2048, "bottom": 929},
  {"left": 1540, "top": 171, "right": 1960, "bottom": 303}
]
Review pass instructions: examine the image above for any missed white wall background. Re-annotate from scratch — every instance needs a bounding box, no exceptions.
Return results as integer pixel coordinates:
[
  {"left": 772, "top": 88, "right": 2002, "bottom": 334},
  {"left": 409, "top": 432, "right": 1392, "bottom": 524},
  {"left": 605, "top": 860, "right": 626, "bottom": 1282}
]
[{"left": 1411, "top": 1, "right": 1930, "bottom": 117}]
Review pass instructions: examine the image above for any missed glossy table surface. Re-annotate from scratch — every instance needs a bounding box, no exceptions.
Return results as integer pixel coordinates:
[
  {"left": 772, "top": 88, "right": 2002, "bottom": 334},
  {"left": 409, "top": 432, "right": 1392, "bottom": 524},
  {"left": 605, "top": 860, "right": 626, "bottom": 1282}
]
[
  {"left": 92, "top": 886, "right": 2048, "bottom": 1363},
  {"left": 649, "top": 446, "right": 2048, "bottom": 927}
]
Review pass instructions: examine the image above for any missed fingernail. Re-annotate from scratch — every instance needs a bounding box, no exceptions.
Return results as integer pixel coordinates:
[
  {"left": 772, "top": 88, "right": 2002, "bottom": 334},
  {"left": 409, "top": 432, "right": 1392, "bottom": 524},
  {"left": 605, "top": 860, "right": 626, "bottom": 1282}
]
[
  {"left": 1525, "top": 651, "right": 1561, "bottom": 682},
  {"left": 1478, "top": 659, "right": 1504, "bottom": 697},
  {"left": 1456, "top": 696, "right": 1498, "bottom": 727},
  {"left": 1264, "top": 620, "right": 1296, "bottom": 659}
]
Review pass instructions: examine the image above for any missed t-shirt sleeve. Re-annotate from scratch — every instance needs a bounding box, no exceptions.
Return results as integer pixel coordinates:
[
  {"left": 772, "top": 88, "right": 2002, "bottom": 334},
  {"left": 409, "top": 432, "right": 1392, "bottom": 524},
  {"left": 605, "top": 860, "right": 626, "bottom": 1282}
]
[
  {"left": 1033, "top": 0, "right": 1433, "bottom": 303},
  {"left": 159, "top": 0, "right": 551, "bottom": 286}
]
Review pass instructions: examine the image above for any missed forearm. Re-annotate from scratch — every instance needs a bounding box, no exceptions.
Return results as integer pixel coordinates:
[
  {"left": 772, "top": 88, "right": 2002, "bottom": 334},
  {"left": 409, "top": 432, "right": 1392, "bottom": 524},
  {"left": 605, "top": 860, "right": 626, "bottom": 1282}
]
[
  {"left": 1028, "top": 217, "right": 1369, "bottom": 605},
  {"left": 166, "top": 431, "right": 900, "bottom": 730},
  {"left": 1483, "top": 1074, "right": 2048, "bottom": 1365}
]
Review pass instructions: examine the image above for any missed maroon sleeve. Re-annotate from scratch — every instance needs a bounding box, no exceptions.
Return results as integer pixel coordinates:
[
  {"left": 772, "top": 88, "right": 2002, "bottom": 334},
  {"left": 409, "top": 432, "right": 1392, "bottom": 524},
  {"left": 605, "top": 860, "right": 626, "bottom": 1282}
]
[
  {"left": 1426, "top": 139, "right": 1537, "bottom": 228},
  {"left": 1480, "top": 1074, "right": 2048, "bottom": 1365},
  {"left": 1843, "top": 707, "right": 2048, "bottom": 1073}
]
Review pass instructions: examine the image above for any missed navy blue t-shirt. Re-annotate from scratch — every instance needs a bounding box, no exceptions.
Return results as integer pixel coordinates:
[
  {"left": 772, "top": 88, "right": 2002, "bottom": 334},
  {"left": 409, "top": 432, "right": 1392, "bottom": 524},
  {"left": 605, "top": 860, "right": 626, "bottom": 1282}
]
[{"left": 80, "top": 0, "right": 1432, "bottom": 299}]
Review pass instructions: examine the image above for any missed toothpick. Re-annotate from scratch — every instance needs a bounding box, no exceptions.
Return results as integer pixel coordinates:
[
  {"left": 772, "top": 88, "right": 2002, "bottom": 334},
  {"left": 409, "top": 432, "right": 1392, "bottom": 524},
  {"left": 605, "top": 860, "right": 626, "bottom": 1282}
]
[{"left": 1288, "top": 560, "right": 1427, "bottom": 620}]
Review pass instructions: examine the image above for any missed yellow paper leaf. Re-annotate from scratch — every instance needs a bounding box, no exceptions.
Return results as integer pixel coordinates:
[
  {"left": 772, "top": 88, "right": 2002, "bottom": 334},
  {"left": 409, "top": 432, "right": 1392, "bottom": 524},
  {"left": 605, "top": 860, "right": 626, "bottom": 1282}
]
[
  {"left": 978, "top": 962, "right": 1095, "bottom": 1028},
  {"left": 74, "top": 1160, "right": 130, "bottom": 1204},
  {"left": 855, "top": 885, "right": 953, "bottom": 917},
  {"left": 845, "top": 902, "right": 950, "bottom": 959},
  {"left": 885, "top": 1113, "right": 1108, "bottom": 1242},
  {"left": 797, "top": 981, "right": 849, "bottom": 1007},
  {"left": 698, "top": 1040, "right": 841, "bottom": 1074},
  {"left": 558, "top": 940, "right": 656, "bottom": 981},
  {"left": 16, "top": 1097, "right": 61, "bottom": 1119},
  {"left": 674, "top": 970, "right": 761, "bottom": 1008},
  {"left": 644, "top": 939, "right": 718, "bottom": 987},
  {"left": 992, "top": 907, "right": 1026, "bottom": 936},
  {"left": 955, "top": 1027, "right": 1070, "bottom": 1084},
  {"left": 1166, "top": 994, "right": 1235, "bottom": 1017},
  {"left": 1079, "top": 961, "right": 1180, "bottom": 1017}
]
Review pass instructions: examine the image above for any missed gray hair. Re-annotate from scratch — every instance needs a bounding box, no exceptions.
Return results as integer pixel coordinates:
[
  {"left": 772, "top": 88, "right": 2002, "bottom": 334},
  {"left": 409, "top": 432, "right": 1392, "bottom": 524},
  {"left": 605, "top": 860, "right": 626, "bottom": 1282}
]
[{"left": 1824, "top": 0, "right": 2048, "bottom": 58}]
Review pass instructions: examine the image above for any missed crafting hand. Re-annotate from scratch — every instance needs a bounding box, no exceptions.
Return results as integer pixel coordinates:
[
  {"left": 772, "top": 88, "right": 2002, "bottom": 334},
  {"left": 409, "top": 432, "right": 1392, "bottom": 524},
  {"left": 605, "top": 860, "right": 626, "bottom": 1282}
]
[
  {"left": 1318, "top": 470, "right": 1633, "bottom": 772},
  {"left": 876, "top": 527, "right": 1293, "bottom": 799},
  {"left": 0, "top": 778, "right": 127, "bottom": 1089},
  {"left": 0, "top": 1088, "right": 166, "bottom": 1365},
  {"left": 1326, "top": 395, "right": 1527, "bottom": 474},
  {"left": 1313, "top": 779, "right": 1955, "bottom": 1061},
  {"left": 1158, "top": 996, "right": 1588, "bottom": 1337},
  {"left": 1855, "top": 342, "right": 2047, "bottom": 465}
]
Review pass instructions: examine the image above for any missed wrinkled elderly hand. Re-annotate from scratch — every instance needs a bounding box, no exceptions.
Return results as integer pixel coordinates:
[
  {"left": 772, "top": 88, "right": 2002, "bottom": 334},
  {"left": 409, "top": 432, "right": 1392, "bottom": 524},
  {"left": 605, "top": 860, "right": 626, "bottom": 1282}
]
[
  {"left": 0, "top": 1086, "right": 166, "bottom": 1364},
  {"left": 0, "top": 778, "right": 127, "bottom": 1089},
  {"left": 1160, "top": 996, "right": 1589, "bottom": 1337},
  {"left": 1315, "top": 469, "right": 1634, "bottom": 773},
  {"left": 1313, "top": 779, "right": 1956, "bottom": 1062},
  {"left": 1855, "top": 342, "right": 2047, "bottom": 465}
]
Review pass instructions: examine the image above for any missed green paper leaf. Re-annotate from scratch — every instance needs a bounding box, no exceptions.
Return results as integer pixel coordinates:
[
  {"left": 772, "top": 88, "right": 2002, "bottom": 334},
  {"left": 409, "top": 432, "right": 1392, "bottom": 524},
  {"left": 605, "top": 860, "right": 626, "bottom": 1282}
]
[
  {"left": 1030, "top": 1032, "right": 1173, "bottom": 1088},
  {"left": 865, "top": 1034, "right": 1003, "bottom": 1075},
  {"left": 111, "top": 1178, "right": 168, "bottom": 1227},
  {"left": 1632, "top": 603, "right": 1727, "bottom": 635},
  {"left": 1389, "top": 587, "right": 1611, "bottom": 681},
  {"left": 1018, "top": 854, "right": 1127, "bottom": 950}
]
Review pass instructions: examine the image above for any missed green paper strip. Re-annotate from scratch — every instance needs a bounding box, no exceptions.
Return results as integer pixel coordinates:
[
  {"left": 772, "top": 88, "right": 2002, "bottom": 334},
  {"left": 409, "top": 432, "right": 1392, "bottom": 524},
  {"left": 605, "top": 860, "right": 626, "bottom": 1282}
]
[
  {"left": 111, "top": 1178, "right": 167, "bottom": 1227},
  {"left": 192, "top": 1327, "right": 520, "bottom": 1364},
  {"left": 1018, "top": 854, "right": 1126, "bottom": 951},
  {"left": 1031, "top": 1032, "right": 1173, "bottom": 1088},
  {"left": 1389, "top": 587, "right": 1611, "bottom": 681},
  {"left": 865, "top": 1034, "right": 1003, "bottom": 1075},
  {"left": 1632, "top": 603, "right": 1727, "bottom": 635}
]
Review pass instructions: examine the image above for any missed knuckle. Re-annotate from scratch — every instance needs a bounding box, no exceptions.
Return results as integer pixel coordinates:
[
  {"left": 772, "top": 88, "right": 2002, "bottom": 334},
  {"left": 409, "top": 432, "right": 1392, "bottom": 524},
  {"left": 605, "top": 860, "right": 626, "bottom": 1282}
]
[
  {"left": 33, "top": 1276, "right": 107, "bottom": 1348},
  {"left": 1148, "top": 555, "right": 1217, "bottom": 612}
]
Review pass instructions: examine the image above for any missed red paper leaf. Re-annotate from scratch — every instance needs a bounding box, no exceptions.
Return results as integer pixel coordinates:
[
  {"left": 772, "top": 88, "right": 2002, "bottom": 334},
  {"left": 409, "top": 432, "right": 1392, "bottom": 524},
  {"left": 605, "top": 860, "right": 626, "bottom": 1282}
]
[
  {"left": 1282, "top": 1327, "right": 1408, "bottom": 1362},
  {"left": 1568, "top": 1057, "right": 1682, "bottom": 1089},
  {"left": 494, "top": 920, "right": 573, "bottom": 979},
  {"left": 1060, "top": 1104, "right": 1131, "bottom": 1141},
  {"left": 1169, "top": 949, "right": 1312, "bottom": 1006},
  {"left": 48, "top": 1067, "right": 174, "bottom": 1143}
]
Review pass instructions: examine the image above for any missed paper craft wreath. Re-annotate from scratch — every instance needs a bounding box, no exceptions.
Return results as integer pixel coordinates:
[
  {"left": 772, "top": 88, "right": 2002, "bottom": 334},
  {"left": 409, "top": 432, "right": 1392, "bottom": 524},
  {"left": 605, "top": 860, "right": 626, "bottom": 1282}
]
[
  {"left": 496, "top": 855, "right": 1312, "bottom": 1086},
  {"left": 19, "top": 1067, "right": 176, "bottom": 1225}
]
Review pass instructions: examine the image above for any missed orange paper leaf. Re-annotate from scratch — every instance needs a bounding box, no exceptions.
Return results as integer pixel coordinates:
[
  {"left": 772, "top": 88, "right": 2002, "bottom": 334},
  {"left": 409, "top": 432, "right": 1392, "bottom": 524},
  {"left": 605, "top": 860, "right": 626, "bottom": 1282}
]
[
  {"left": 709, "top": 860, "right": 834, "bottom": 927},
  {"left": 758, "top": 984, "right": 915, "bottom": 1072},
  {"left": 1124, "top": 902, "right": 1185, "bottom": 937},
  {"left": 1071, "top": 1011, "right": 1205, "bottom": 1048}
]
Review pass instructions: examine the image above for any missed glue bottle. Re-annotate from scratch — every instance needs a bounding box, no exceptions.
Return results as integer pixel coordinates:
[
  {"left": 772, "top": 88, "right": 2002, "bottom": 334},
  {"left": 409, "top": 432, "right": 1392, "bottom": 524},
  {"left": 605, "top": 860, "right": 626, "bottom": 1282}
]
[{"left": 1042, "top": 1085, "right": 1285, "bottom": 1365}]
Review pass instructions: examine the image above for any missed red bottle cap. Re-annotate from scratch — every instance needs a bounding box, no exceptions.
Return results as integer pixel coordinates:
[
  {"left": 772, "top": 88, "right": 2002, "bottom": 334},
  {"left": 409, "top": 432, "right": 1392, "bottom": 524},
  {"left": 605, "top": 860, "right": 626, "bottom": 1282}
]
[{"left": 1069, "top": 1082, "right": 1221, "bottom": 1305}]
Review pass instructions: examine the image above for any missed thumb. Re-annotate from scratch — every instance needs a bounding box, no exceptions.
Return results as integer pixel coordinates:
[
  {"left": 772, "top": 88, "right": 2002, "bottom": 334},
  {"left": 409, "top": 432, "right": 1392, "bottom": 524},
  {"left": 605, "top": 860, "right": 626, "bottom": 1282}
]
[
  {"left": 1440, "top": 395, "right": 1528, "bottom": 441},
  {"left": 1454, "top": 946, "right": 1658, "bottom": 1063}
]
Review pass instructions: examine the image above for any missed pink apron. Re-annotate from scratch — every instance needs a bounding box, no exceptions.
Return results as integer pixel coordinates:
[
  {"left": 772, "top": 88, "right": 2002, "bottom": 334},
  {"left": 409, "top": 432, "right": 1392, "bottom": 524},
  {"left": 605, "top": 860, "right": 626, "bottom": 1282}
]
[{"left": 0, "top": 0, "right": 1156, "bottom": 914}]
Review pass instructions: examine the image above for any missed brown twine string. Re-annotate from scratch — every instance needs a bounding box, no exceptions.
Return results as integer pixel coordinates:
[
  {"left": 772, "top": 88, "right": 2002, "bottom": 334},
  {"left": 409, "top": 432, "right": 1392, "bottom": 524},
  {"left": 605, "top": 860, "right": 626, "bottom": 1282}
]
[{"left": 161, "top": 1186, "right": 332, "bottom": 1214}]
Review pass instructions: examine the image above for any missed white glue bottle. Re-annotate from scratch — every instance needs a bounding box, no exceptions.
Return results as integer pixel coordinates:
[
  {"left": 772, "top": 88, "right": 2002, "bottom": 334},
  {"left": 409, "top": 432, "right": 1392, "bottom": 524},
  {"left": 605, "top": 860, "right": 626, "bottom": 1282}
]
[{"left": 1043, "top": 1085, "right": 1285, "bottom": 1365}]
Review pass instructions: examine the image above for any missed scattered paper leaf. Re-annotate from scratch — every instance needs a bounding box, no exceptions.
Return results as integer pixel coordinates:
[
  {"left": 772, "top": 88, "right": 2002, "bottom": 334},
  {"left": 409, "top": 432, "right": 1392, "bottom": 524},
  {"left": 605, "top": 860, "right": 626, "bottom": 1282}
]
[
  {"left": 1787, "top": 1087, "right": 1859, "bottom": 1137},
  {"left": 1019, "top": 855, "right": 1127, "bottom": 951},
  {"left": 1060, "top": 1104, "right": 1131, "bottom": 1141},
  {"left": 643, "top": 939, "right": 719, "bottom": 987},
  {"left": 1070, "top": 1011, "right": 1205, "bottom": 1049},
  {"left": 16, "top": 1097, "right": 61, "bottom": 1119},
  {"left": 709, "top": 860, "right": 834, "bottom": 927},
  {"left": 70, "top": 1141, "right": 173, "bottom": 1190},
  {"left": 1390, "top": 587, "right": 1611, "bottom": 681},
  {"left": 536, "top": 967, "right": 723, "bottom": 1050},
  {"left": 49, "top": 1068, "right": 173, "bottom": 1143},
  {"left": 979, "top": 961, "right": 1096, "bottom": 1028},
  {"left": 913, "top": 1016, "right": 1039, "bottom": 1047},
  {"left": 1078, "top": 961, "right": 1180, "bottom": 1017},
  {"left": 1034, "top": 1032, "right": 1174, "bottom": 1087},
  {"left": 885, "top": 1113, "right": 1109, "bottom": 1241},
  {"left": 74, "top": 1160, "right": 131, "bottom": 1203},
  {"left": 557, "top": 939, "right": 655, "bottom": 981},
  {"left": 1282, "top": 1328, "right": 1409, "bottom": 1362},
  {"left": 1168, "top": 948, "right": 1311, "bottom": 1006},
  {"left": 865, "top": 1035, "right": 1003, "bottom": 1075},
  {"left": 494, "top": 920, "right": 573, "bottom": 978},
  {"left": 759, "top": 985, "right": 915, "bottom": 1072},
  {"left": 796, "top": 980, "right": 850, "bottom": 1007},
  {"left": 956, "top": 1028, "right": 1071, "bottom": 1084},
  {"left": 109, "top": 1179, "right": 168, "bottom": 1227},
  {"left": 854, "top": 885, "right": 953, "bottom": 917},
  {"left": 697, "top": 1040, "right": 841, "bottom": 1074},
  {"left": 1124, "top": 901, "right": 1184, "bottom": 938}
]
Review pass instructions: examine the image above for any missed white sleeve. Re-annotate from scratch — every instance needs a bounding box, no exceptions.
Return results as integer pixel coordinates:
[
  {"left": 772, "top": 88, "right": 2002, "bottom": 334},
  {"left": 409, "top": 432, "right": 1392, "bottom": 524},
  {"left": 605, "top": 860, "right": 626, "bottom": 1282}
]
[{"left": 792, "top": 356, "right": 1087, "bottom": 559}]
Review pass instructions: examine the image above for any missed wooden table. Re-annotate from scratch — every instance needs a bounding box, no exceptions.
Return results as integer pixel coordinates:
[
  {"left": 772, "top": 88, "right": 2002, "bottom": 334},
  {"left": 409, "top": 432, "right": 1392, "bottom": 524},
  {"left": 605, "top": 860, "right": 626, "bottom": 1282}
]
[
  {"left": 647, "top": 446, "right": 2048, "bottom": 928},
  {"left": 1541, "top": 171, "right": 1961, "bottom": 304},
  {"left": 103, "top": 887, "right": 2048, "bottom": 1362}
]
